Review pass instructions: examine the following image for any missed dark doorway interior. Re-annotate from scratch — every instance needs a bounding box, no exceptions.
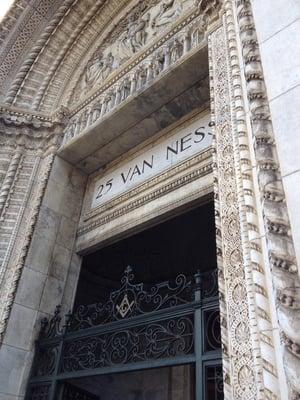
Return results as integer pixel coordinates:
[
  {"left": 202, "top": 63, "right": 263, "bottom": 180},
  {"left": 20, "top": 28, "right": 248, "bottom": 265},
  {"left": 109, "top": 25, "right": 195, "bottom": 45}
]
[
  {"left": 74, "top": 200, "right": 216, "bottom": 307},
  {"left": 63, "top": 364, "right": 195, "bottom": 400}
]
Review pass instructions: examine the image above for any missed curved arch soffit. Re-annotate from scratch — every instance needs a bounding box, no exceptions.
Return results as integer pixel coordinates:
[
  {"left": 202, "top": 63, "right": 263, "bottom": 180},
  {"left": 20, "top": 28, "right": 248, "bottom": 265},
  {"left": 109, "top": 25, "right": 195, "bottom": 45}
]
[{"left": 6, "top": 0, "right": 136, "bottom": 112}]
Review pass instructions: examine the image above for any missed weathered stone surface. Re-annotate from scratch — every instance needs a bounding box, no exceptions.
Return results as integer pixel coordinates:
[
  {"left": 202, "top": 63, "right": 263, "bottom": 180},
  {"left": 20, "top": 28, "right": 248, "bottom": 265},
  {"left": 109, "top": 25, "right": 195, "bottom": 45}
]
[
  {"left": 0, "top": 0, "right": 298, "bottom": 398},
  {"left": 0, "top": 344, "right": 28, "bottom": 396},
  {"left": 15, "top": 266, "right": 46, "bottom": 310}
]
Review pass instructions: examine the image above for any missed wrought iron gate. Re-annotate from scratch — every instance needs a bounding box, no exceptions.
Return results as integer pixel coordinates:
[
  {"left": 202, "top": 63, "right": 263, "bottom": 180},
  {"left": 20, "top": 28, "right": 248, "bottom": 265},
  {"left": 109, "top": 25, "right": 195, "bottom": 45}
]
[{"left": 25, "top": 267, "right": 223, "bottom": 399}]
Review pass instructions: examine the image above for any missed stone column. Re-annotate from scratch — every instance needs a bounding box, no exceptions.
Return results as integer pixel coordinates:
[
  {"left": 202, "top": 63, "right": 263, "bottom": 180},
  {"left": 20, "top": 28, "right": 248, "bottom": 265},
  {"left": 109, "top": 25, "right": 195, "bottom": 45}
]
[{"left": 205, "top": 0, "right": 300, "bottom": 397}]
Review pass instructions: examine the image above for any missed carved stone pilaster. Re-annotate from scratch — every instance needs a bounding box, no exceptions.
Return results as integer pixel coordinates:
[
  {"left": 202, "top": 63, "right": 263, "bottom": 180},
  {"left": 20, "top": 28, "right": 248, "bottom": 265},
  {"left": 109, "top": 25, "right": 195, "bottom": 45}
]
[
  {"left": 235, "top": 0, "right": 300, "bottom": 397},
  {"left": 0, "top": 105, "right": 68, "bottom": 344},
  {"left": 219, "top": 1, "right": 289, "bottom": 398},
  {"left": 209, "top": 24, "right": 258, "bottom": 400}
]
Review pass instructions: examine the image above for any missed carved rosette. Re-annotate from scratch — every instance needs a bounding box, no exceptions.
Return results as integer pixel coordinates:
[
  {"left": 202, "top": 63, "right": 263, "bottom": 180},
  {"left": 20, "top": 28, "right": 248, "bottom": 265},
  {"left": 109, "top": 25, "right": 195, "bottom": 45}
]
[{"left": 235, "top": 0, "right": 300, "bottom": 397}]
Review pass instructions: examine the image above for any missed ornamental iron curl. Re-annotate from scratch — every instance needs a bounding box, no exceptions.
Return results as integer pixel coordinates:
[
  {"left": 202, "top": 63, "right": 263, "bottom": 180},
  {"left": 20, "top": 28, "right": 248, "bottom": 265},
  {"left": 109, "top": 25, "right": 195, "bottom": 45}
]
[
  {"left": 39, "top": 267, "right": 218, "bottom": 338},
  {"left": 61, "top": 315, "right": 194, "bottom": 373},
  {"left": 27, "top": 267, "right": 222, "bottom": 399},
  {"left": 203, "top": 308, "right": 221, "bottom": 352},
  {"left": 40, "top": 305, "right": 63, "bottom": 339},
  {"left": 68, "top": 266, "right": 193, "bottom": 332}
]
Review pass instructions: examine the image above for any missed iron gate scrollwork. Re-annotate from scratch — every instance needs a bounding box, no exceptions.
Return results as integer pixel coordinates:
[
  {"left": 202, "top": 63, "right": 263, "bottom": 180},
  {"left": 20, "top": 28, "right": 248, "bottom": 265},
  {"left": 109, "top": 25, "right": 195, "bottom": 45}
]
[
  {"left": 26, "top": 267, "right": 222, "bottom": 400},
  {"left": 61, "top": 315, "right": 194, "bottom": 373},
  {"left": 66, "top": 266, "right": 195, "bottom": 332}
]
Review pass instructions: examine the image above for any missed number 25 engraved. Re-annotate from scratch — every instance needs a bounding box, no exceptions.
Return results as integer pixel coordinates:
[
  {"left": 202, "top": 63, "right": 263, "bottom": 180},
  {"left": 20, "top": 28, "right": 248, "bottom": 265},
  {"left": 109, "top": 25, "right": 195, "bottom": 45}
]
[{"left": 95, "top": 178, "right": 113, "bottom": 199}]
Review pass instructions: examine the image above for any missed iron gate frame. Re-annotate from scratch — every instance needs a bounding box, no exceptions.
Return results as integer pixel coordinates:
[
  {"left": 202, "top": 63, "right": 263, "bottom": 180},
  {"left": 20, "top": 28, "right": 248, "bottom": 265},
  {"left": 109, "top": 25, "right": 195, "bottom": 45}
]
[{"left": 25, "top": 267, "right": 222, "bottom": 400}]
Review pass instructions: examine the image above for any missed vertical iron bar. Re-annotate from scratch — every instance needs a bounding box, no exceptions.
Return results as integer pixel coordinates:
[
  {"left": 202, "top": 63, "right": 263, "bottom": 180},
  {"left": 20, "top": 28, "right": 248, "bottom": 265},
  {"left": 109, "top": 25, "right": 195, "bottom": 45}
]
[
  {"left": 48, "top": 339, "right": 63, "bottom": 400},
  {"left": 48, "top": 310, "right": 71, "bottom": 400},
  {"left": 194, "top": 271, "right": 203, "bottom": 400}
]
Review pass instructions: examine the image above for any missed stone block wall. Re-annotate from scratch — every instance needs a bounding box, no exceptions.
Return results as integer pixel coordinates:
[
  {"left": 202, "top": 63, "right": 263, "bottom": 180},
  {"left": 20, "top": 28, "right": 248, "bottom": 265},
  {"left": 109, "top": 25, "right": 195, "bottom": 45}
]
[{"left": 0, "top": 156, "right": 87, "bottom": 399}]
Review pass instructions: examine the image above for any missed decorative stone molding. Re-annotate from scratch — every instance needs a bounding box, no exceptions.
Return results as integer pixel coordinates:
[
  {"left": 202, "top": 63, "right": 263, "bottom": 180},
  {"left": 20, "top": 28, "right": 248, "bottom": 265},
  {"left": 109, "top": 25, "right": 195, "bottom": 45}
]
[
  {"left": 0, "top": 0, "right": 66, "bottom": 98},
  {"left": 0, "top": 104, "right": 69, "bottom": 150},
  {"left": 0, "top": 152, "right": 56, "bottom": 343},
  {"left": 221, "top": 1, "right": 286, "bottom": 398},
  {"left": 3, "top": 0, "right": 73, "bottom": 104},
  {"left": 78, "top": 148, "right": 212, "bottom": 239},
  {"left": 61, "top": 11, "right": 208, "bottom": 145},
  {"left": 1, "top": 0, "right": 216, "bottom": 115},
  {"left": 235, "top": 0, "right": 300, "bottom": 397},
  {"left": 2, "top": 0, "right": 133, "bottom": 109},
  {"left": 209, "top": 22, "right": 259, "bottom": 400},
  {"left": 0, "top": 104, "right": 69, "bottom": 127},
  {"left": 0, "top": 0, "right": 28, "bottom": 50},
  {"left": 0, "top": 150, "right": 22, "bottom": 217}
]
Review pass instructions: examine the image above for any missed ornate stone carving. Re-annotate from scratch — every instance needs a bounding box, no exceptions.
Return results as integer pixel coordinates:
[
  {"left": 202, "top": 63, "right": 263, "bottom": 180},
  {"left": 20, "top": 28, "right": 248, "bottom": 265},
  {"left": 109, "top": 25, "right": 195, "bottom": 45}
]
[
  {"left": 198, "top": 0, "right": 222, "bottom": 22},
  {"left": 62, "top": 12, "right": 208, "bottom": 144},
  {"left": 0, "top": 0, "right": 218, "bottom": 114},
  {"left": 0, "top": 0, "right": 220, "bottom": 113},
  {"left": 214, "top": 1, "right": 286, "bottom": 398},
  {"left": 209, "top": 23, "right": 259, "bottom": 399},
  {"left": 80, "top": 51, "right": 115, "bottom": 94},
  {"left": 151, "top": 0, "right": 182, "bottom": 31},
  {"left": 235, "top": 0, "right": 300, "bottom": 397},
  {"left": 74, "top": 0, "right": 195, "bottom": 100}
]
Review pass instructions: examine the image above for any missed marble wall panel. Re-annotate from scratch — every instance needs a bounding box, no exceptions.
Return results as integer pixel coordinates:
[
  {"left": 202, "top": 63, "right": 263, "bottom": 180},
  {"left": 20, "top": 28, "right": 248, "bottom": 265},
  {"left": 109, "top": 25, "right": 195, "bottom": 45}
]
[
  {"left": 252, "top": 0, "right": 300, "bottom": 43},
  {"left": 252, "top": 3, "right": 300, "bottom": 270}
]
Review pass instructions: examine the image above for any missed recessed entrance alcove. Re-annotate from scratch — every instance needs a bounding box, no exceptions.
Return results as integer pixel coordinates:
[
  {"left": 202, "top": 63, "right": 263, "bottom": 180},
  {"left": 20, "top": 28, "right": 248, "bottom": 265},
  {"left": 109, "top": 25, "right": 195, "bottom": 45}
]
[
  {"left": 75, "top": 201, "right": 216, "bottom": 307},
  {"left": 48, "top": 201, "right": 223, "bottom": 399},
  {"left": 2, "top": 0, "right": 297, "bottom": 398},
  {"left": 26, "top": 199, "right": 223, "bottom": 399},
  {"left": 25, "top": 22, "right": 223, "bottom": 397}
]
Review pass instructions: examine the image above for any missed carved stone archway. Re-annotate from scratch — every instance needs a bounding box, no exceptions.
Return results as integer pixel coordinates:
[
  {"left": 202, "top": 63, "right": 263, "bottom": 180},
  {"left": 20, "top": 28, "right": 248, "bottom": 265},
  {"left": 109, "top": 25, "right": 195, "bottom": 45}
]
[{"left": 0, "top": 1, "right": 299, "bottom": 399}]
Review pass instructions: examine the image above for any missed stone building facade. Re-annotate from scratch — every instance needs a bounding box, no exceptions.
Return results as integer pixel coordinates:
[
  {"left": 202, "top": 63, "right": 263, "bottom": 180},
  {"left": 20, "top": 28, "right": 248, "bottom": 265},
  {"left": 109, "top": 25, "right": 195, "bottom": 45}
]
[{"left": 0, "top": 0, "right": 299, "bottom": 399}]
